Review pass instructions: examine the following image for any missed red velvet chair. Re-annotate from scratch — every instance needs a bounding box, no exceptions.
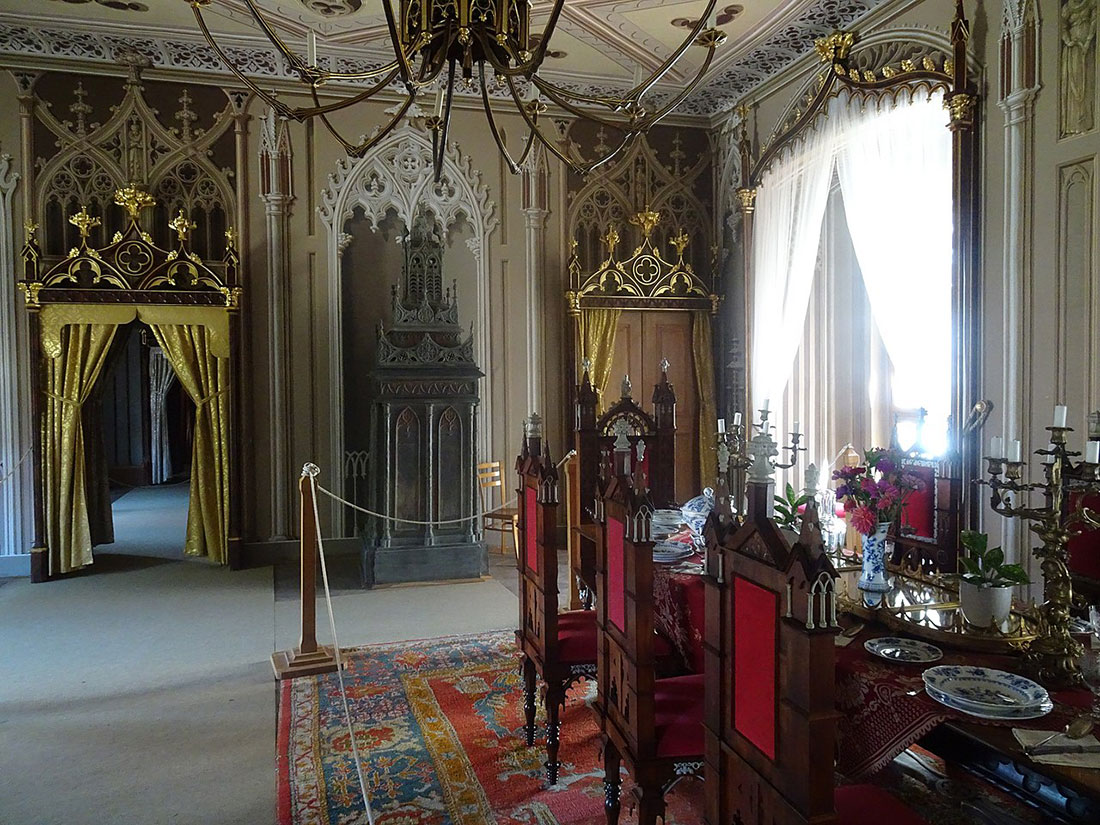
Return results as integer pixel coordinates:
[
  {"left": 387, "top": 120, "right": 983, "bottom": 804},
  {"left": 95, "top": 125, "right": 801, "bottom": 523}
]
[
  {"left": 702, "top": 484, "right": 928, "bottom": 825},
  {"left": 515, "top": 428, "right": 598, "bottom": 786},
  {"left": 1066, "top": 490, "right": 1100, "bottom": 604},
  {"left": 889, "top": 456, "right": 961, "bottom": 575},
  {"left": 597, "top": 461, "right": 704, "bottom": 825}
]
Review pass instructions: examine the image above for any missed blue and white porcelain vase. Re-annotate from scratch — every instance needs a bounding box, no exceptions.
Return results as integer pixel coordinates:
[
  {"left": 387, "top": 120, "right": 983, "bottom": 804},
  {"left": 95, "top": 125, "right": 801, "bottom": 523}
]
[{"left": 859, "top": 521, "right": 893, "bottom": 606}]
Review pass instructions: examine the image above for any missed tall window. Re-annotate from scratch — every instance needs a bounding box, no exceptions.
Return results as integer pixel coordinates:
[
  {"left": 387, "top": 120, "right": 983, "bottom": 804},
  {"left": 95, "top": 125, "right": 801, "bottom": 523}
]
[{"left": 750, "top": 88, "right": 953, "bottom": 478}]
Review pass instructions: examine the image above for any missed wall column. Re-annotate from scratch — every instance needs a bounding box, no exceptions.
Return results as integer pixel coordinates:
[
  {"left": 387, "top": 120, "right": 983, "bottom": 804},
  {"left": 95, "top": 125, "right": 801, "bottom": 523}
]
[
  {"left": 260, "top": 109, "right": 294, "bottom": 539},
  {"left": 523, "top": 146, "right": 550, "bottom": 418},
  {"left": 0, "top": 150, "right": 25, "bottom": 561},
  {"left": 998, "top": 0, "right": 1039, "bottom": 567}
]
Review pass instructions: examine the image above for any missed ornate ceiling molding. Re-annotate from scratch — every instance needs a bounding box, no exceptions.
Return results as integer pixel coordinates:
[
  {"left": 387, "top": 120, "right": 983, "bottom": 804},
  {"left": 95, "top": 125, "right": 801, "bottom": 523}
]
[{"left": 0, "top": 0, "right": 892, "bottom": 118}]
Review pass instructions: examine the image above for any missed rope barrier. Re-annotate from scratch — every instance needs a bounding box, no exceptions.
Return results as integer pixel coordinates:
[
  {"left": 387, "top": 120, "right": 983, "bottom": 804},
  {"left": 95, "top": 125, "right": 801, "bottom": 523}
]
[
  {"left": 306, "top": 469, "right": 375, "bottom": 825},
  {"left": 0, "top": 449, "right": 32, "bottom": 489},
  {"left": 314, "top": 449, "right": 575, "bottom": 527}
]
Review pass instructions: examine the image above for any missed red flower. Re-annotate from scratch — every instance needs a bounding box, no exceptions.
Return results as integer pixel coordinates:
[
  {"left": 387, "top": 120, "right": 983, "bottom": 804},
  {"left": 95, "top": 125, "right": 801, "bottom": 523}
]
[{"left": 849, "top": 505, "right": 877, "bottom": 536}]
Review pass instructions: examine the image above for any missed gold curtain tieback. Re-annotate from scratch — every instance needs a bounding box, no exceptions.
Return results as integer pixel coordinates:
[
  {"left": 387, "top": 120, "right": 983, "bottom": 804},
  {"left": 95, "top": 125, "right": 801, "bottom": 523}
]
[
  {"left": 196, "top": 388, "right": 227, "bottom": 407},
  {"left": 44, "top": 391, "right": 82, "bottom": 407}
]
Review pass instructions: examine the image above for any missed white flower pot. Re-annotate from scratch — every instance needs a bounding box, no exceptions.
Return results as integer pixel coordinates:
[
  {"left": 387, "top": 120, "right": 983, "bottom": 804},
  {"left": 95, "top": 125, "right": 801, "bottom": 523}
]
[{"left": 959, "top": 581, "right": 1013, "bottom": 628}]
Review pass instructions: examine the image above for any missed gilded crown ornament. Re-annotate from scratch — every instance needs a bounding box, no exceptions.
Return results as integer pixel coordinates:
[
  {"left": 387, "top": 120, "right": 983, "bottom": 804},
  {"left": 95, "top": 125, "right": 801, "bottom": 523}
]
[
  {"left": 183, "top": 0, "right": 726, "bottom": 180},
  {"left": 669, "top": 230, "right": 690, "bottom": 257},
  {"left": 814, "top": 31, "right": 855, "bottom": 63},
  {"left": 169, "top": 210, "right": 197, "bottom": 242},
  {"left": 114, "top": 185, "right": 156, "bottom": 220},
  {"left": 68, "top": 206, "right": 101, "bottom": 239},
  {"left": 224, "top": 227, "right": 236, "bottom": 247},
  {"left": 630, "top": 208, "right": 661, "bottom": 240},
  {"left": 24, "top": 221, "right": 38, "bottom": 243}
]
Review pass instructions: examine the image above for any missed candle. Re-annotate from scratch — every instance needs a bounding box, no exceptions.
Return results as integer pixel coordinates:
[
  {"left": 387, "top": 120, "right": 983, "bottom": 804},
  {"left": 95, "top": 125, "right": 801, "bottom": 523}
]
[
  {"left": 1007, "top": 439, "right": 1022, "bottom": 462},
  {"left": 433, "top": 86, "right": 445, "bottom": 118},
  {"left": 717, "top": 418, "right": 726, "bottom": 434},
  {"left": 1043, "top": 443, "right": 1056, "bottom": 464},
  {"left": 1087, "top": 441, "right": 1100, "bottom": 464},
  {"left": 1054, "top": 404, "right": 1068, "bottom": 427},
  {"left": 792, "top": 421, "right": 801, "bottom": 435},
  {"left": 989, "top": 436, "right": 1004, "bottom": 460},
  {"left": 732, "top": 411, "right": 742, "bottom": 427},
  {"left": 307, "top": 29, "right": 318, "bottom": 67},
  {"left": 762, "top": 398, "right": 770, "bottom": 412}
]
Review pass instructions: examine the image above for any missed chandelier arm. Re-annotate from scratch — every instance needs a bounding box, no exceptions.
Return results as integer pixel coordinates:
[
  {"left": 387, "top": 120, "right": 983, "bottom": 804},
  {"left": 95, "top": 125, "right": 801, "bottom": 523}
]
[
  {"left": 529, "top": 75, "right": 627, "bottom": 112},
  {"left": 239, "top": 0, "right": 310, "bottom": 74},
  {"left": 434, "top": 59, "right": 458, "bottom": 180},
  {"left": 526, "top": 0, "right": 569, "bottom": 73},
  {"left": 380, "top": 0, "right": 421, "bottom": 86},
  {"left": 309, "top": 82, "right": 416, "bottom": 159},
  {"left": 478, "top": 63, "right": 536, "bottom": 173},
  {"left": 504, "top": 76, "right": 581, "bottom": 174},
  {"left": 531, "top": 80, "right": 639, "bottom": 127},
  {"left": 191, "top": 5, "right": 294, "bottom": 119},
  {"left": 629, "top": 42, "right": 720, "bottom": 131},
  {"left": 286, "top": 68, "right": 402, "bottom": 120},
  {"left": 624, "top": 0, "right": 718, "bottom": 101}
]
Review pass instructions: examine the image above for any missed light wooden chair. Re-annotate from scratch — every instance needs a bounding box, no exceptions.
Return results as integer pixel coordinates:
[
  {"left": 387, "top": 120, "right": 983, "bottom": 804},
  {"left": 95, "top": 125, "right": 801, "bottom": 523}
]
[{"left": 478, "top": 460, "right": 519, "bottom": 556}]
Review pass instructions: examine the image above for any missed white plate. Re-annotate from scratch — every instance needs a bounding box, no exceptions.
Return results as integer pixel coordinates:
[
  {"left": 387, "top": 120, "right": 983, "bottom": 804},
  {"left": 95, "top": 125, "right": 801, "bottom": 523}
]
[
  {"left": 922, "top": 665, "right": 1049, "bottom": 710},
  {"left": 924, "top": 683, "right": 1053, "bottom": 720},
  {"left": 864, "top": 637, "right": 942, "bottom": 664}
]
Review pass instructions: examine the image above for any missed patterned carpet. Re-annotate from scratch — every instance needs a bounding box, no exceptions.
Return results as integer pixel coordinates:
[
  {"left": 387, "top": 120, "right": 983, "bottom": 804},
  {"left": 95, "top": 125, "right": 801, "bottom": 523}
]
[{"left": 277, "top": 629, "right": 704, "bottom": 825}]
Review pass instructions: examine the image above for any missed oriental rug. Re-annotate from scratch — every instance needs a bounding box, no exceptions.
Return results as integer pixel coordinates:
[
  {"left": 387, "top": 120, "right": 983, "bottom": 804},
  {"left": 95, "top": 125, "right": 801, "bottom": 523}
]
[{"left": 276, "top": 629, "right": 703, "bottom": 825}]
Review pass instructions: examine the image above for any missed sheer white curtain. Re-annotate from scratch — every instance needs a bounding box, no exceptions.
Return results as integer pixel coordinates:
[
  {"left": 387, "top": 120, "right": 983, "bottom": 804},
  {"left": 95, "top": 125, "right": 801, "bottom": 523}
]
[
  {"left": 750, "top": 120, "right": 837, "bottom": 415},
  {"left": 832, "top": 89, "right": 953, "bottom": 454},
  {"left": 149, "top": 347, "right": 176, "bottom": 484}
]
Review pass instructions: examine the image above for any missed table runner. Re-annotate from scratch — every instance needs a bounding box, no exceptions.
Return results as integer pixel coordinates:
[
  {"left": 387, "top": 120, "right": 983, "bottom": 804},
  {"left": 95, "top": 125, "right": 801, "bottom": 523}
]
[
  {"left": 835, "top": 629, "right": 1093, "bottom": 777},
  {"left": 652, "top": 529, "right": 707, "bottom": 673}
]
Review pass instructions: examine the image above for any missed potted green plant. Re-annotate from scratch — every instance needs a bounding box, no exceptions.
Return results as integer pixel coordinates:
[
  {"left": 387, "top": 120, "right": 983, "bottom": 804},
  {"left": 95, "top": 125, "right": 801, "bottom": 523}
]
[
  {"left": 773, "top": 482, "right": 811, "bottom": 531},
  {"left": 957, "top": 530, "right": 1030, "bottom": 628}
]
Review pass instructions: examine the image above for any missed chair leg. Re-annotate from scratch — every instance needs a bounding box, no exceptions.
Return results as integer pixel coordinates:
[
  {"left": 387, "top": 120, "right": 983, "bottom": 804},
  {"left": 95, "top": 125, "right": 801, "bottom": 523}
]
[
  {"left": 635, "top": 783, "right": 665, "bottom": 825},
  {"left": 522, "top": 656, "right": 537, "bottom": 747},
  {"left": 545, "top": 682, "right": 564, "bottom": 785},
  {"left": 603, "top": 740, "right": 622, "bottom": 825}
]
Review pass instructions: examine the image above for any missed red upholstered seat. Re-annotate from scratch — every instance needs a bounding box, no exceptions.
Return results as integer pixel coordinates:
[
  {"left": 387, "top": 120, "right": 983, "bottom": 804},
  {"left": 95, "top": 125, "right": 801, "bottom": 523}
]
[
  {"left": 557, "top": 610, "right": 674, "bottom": 664},
  {"left": 557, "top": 610, "right": 598, "bottom": 664},
  {"left": 654, "top": 673, "right": 705, "bottom": 758},
  {"left": 834, "top": 783, "right": 928, "bottom": 825}
]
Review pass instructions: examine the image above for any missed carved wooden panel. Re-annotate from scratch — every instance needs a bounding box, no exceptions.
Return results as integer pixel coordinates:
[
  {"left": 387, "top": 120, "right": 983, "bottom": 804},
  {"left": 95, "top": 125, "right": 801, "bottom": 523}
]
[
  {"left": 1057, "top": 160, "right": 1097, "bottom": 418},
  {"left": 394, "top": 407, "right": 421, "bottom": 526},
  {"left": 436, "top": 407, "right": 462, "bottom": 523}
]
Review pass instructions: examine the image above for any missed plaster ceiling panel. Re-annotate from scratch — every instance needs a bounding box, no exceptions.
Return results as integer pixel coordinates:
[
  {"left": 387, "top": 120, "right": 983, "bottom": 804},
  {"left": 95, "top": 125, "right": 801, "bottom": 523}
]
[
  {"left": 6, "top": 0, "right": 258, "bottom": 36},
  {"left": 617, "top": 1, "right": 766, "bottom": 54}
]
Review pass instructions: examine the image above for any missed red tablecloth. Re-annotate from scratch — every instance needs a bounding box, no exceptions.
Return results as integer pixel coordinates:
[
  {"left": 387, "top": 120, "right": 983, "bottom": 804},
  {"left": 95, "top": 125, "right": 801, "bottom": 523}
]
[
  {"left": 835, "top": 630, "right": 1094, "bottom": 777},
  {"left": 652, "top": 530, "right": 706, "bottom": 673}
]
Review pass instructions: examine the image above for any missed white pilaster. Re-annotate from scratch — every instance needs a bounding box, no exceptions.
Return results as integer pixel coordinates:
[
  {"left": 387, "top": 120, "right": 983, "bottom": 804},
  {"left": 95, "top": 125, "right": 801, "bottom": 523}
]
[
  {"left": 0, "top": 150, "right": 26, "bottom": 558},
  {"left": 259, "top": 110, "right": 294, "bottom": 539},
  {"left": 998, "top": 0, "right": 1039, "bottom": 568}
]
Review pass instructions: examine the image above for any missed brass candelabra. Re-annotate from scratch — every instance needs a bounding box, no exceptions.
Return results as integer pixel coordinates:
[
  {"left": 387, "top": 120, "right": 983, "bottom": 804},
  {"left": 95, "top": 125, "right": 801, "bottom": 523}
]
[
  {"left": 982, "top": 423, "right": 1100, "bottom": 688},
  {"left": 716, "top": 408, "right": 804, "bottom": 517}
]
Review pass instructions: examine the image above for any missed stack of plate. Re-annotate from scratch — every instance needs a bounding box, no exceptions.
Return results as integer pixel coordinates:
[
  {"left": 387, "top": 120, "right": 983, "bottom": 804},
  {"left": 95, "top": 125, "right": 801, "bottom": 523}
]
[
  {"left": 921, "top": 665, "right": 1053, "bottom": 720},
  {"left": 651, "top": 510, "right": 686, "bottom": 541},
  {"left": 653, "top": 541, "right": 694, "bottom": 564}
]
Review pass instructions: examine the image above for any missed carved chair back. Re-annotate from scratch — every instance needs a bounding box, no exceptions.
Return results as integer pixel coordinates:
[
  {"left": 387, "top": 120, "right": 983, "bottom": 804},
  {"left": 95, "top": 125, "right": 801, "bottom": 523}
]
[
  {"left": 515, "top": 435, "right": 561, "bottom": 675},
  {"left": 889, "top": 456, "right": 961, "bottom": 574},
  {"left": 597, "top": 472, "right": 661, "bottom": 762},
  {"left": 575, "top": 367, "right": 677, "bottom": 520},
  {"left": 703, "top": 489, "right": 841, "bottom": 825}
]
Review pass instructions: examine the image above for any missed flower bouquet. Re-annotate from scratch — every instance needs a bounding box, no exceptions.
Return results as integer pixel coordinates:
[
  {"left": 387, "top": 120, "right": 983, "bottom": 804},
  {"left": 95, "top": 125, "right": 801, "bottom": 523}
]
[{"left": 831, "top": 448, "right": 924, "bottom": 601}]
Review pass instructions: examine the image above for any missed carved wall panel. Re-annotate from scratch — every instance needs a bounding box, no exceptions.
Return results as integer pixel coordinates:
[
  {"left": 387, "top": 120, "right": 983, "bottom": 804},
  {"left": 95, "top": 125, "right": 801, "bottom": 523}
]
[
  {"left": 1057, "top": 160, "right": 1097, "bottom": 418},
  {"left": 1060, "top": 0, "right": 1097, "bottom": 137}
]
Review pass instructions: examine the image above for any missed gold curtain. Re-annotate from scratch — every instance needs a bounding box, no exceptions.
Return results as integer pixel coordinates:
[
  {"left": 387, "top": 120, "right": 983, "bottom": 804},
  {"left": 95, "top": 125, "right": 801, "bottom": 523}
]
[
  {"left": 44, "top": 324, "right": 119, "bottom": 574},
  {"left": 579, "top": 308, "right": 621, "bottom": 409},
  {"left": 150, "top": 323, "right": 230, "bottom": 564},
  {"left": 692, "top": 312, "right": 718, "bottom": 487}
]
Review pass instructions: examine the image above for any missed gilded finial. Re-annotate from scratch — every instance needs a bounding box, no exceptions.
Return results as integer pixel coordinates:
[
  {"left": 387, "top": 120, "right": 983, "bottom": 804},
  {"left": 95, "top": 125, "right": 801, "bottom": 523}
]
[
  {"left": 224, "top": 226, "right": 236, "bottom": 247},
  {"left": 601, "top": 225, "right": 620, "bottom": 257},
  {"left": 569, "top": 237, "right": 578, "bottom": 256},
  {"left": 68, "top": 206, "right": 101, "bottom": 239},
  {"left": 669, "top": 229, "right": 690, "bottom": 257},
  {"left": 630, "top": 207, "right": 660, "bottom": 240},
  {"left": 581, "top": 357, "right": 592, "bottom": 375},
  {"left": 169, "top": 210, "right": 196, "bottom": 242},
  {"left": 659, "top": 357, "right": 670, "bottom": 374},
  {"left": 814, "top": 31, "right": 854, "bottom": 63},
  {"left": 24, "top": 220, "right": 38, "bottom": 242},
  {"left": 114, "top": 185, "right": 155, "bottom": 221}
]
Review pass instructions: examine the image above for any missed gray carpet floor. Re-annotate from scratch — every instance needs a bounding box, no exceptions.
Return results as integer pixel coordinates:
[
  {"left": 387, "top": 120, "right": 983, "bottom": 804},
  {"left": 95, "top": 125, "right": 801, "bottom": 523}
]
[{"left": 0, "top": 486, "right": 519, "bottom": 825}]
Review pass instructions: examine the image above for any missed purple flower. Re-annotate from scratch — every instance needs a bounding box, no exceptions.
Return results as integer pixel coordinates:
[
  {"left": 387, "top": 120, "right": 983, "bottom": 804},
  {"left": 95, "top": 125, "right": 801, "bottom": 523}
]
[{"left": 877, "top": 458, "right": 896, "bottom": 474}]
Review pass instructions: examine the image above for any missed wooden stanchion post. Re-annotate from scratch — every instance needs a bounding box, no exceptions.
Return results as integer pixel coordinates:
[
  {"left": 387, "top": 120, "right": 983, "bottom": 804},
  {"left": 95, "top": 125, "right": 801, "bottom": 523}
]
[{"left": 272, "top": 464, "right": 340, "bottom": 680}]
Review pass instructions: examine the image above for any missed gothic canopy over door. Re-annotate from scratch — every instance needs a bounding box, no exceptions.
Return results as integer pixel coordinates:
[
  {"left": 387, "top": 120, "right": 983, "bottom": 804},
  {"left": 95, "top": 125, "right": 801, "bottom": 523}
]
[{"left": 19, "top": 186, "right": 243, "bottom": 583}]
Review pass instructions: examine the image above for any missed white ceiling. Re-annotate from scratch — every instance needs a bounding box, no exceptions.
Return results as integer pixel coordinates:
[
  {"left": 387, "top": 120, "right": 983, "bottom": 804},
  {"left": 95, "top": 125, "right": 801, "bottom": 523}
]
[{"left": 5, "top": 0, "right": 887, "bottom": 116}]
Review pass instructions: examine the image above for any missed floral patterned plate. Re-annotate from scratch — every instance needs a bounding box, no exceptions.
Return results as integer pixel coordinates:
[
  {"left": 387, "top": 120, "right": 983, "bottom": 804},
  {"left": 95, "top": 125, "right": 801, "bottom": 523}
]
[
  {"left": 922, "top": 665, "right": 1049, "bottom": 710},
  {"left": 924, "top": 683, "right": 1054, "bottom": 720},
  {"left": 864, "top": 637, "right": 942, "bottom": 664}
]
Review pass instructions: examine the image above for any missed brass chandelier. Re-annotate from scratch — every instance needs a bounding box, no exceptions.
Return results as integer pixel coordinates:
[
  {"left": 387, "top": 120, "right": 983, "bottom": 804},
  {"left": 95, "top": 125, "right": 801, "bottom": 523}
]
[{"left": 188, "top": 0, "right": 726, "bottom": 178}]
